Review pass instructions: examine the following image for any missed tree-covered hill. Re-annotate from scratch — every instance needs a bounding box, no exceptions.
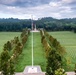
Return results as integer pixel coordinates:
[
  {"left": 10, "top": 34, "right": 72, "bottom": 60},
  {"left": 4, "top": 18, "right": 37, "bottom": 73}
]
[{"left": 0, "top": 17, "right": 76, "bottom": 32}]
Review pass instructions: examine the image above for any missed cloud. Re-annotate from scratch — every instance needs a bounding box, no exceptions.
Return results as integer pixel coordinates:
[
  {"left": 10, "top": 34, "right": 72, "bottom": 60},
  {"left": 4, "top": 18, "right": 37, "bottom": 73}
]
[
  {"left": 62, "top": 0, "right": 74, "bottom": 3},
  {"left": 0, "top": 0, "right": 17, "bottom": 6},
  {"left": 0, "top": 0, "right": 76, "bottom": 19},
  {"left": 0, "top": 0, "right": 50, "bottom": 7},
  {"left": 62, "top": 0, "right": 76, "bottom": 4}
]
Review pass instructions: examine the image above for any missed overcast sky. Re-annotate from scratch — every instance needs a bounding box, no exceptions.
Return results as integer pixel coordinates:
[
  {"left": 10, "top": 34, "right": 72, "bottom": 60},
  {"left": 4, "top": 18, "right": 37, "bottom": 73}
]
[{"left": 0, "top": 0, "right": 76, "bottom": 19}]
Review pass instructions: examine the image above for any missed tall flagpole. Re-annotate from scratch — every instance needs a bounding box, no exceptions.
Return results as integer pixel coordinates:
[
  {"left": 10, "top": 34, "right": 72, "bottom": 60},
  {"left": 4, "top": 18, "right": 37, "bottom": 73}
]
[{"left": 31, "top": 15, "right": 34, "bottom": 68}]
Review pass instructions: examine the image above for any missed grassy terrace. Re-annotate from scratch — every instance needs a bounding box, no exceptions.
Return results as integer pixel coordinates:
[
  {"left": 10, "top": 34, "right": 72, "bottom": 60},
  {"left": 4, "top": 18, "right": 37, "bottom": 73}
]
[
  {"left": 49, "top": 31, "right": 76, "bottom": 71},
  {"left": 15, "top": 32, "right": 46, "bottom": 72}
]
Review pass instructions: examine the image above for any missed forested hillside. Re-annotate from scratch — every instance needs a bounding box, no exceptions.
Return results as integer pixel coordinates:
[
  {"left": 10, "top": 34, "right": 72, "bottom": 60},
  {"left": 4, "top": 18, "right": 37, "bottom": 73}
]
[{"left": 0, "top": 17, "right": 76, "bottom": 32}]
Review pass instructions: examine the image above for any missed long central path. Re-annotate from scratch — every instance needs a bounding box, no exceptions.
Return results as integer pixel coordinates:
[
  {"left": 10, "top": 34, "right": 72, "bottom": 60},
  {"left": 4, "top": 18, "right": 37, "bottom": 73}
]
[
  {"left": 15, "top": 32, "right": 46, "bottom": 72},
  {"left": 33, "top": 32, "right": 46, "bottom": 71}
]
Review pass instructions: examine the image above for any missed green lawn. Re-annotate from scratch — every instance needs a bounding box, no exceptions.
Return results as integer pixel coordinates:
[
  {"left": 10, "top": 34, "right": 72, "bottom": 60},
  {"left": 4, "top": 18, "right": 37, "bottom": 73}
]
[
  {"left": 0, "top": 32, "right": 21, "bottom": 53},
  {"left": 0, "top": 31, "right": 76, "bottom": 72},
  {"left": 49, "top": 31, "right": 76, "bottom": 71},
  {"left": 15, "top": 32, "right": 46, "bottom": 72}
]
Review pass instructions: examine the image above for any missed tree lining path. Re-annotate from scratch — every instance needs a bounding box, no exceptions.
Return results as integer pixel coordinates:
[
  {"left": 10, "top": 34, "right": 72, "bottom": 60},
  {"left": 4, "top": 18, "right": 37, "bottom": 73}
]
[
  {"left": 15, "top": 32, "right": 46, "bottom": 75},
  {"left": 14, "top": 32, "right": 75, "bottom": 75}
]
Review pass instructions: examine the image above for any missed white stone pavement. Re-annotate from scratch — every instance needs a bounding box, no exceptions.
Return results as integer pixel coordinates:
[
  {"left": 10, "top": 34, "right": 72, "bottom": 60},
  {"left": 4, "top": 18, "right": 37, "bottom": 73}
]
[
  {"left": 66, "top": 72, "right": 75, "bottom": 75},
  {"left": 15, "top": 72, "right": 75, "bottom": 75},
  {"left": 0, "top": 71, "right": 75, "bottom": 75},
  {"left": 23, "top": 66, "right": 42, "bottom": 74},
  {"left": 15, "top": 73, "right": 45, "bottom": 75},
  {"left": 15, "top": 65, "right": 45, "bottom": 75},
  {"left": 15, "top": 65, "right": 76, "bottom": 75}
]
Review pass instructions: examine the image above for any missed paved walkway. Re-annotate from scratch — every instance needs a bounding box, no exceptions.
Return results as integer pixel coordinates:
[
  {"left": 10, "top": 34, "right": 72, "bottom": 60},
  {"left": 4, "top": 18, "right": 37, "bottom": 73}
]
[
  {"left": 23, "top": 66, "right": 42, "bottom": 73},
  {"left": 15, "top": 72, "right": 45, "bottom": 75},
  {"left": 1, "top": 66, "right": 75, "bottom": 75},
  {"left": 15, "top": 66, "right": 45, "bottom": 75},
  {"left": 15, "top": 72, "right": 75, "bottom": 75},
  {"left": 66, "top": 72, "right": 75, "bottom": 75}
]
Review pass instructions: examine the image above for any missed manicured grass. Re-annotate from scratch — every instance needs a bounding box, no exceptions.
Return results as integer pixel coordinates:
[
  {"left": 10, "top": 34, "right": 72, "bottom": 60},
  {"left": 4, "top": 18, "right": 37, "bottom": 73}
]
[
  {"left": 33, "top": 32, "right": 46, "bottom": 71},
  {"left": 15, "top": 32, "right": 46, "bottom": 72},
  {"left": 48, "top": 31, "right": 76, "bottom": 71},
  {"left": 1, "top": 31, "right": 75, "bottom": 72},
  {"left": 0, "top": 32, "right": 21, "bottom": 53}
]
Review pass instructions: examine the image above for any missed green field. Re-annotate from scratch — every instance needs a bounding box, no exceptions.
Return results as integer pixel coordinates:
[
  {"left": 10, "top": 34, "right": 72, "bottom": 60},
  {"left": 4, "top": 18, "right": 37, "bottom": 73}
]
[
  {"left": 0, "top": 32, "right": 21, "bottom": 53},
  {"left": 0, "top": 31, "right": 76, "bottom": 72},
  {"left": 15, "top": 32, "right": 46, "bottom": 72},
  {"left": 49, "top": 31, "right": 76, "bottom": 71}
]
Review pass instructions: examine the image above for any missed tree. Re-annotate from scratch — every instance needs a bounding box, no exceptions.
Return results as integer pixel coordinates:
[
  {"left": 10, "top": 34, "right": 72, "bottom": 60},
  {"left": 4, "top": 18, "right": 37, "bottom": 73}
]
[
  {"left": 3, "top": 41, "right": 12, "bottom": 51},
  {"left": 1, "top": 49, "right": 10, "bottom": 63},
  {"left": 46, "top": 49, "right": 62, "bottom": 75},
  {"left": 74, "top": 64, "right": 76, "bottom": 74},
  {"left": 55, "top": 68, "right": 67, "bottom": 75},
  {"left": 13, "top": 44, "right": 19, "bottom": 58},
  {"left": 14, "top": 37, "right": 19, "bottom": 44},
  {"left": 1, "top": 62, "right": 9, "bottom": 75},
  {"left": 22, "top": 35, "right": 28, "bottom": 45},
  {"left": 1, "top": 49, "right": 10, "bottom": 75},
  {"left": 3, "top": 44, "right": 7, "bottom": 51},
  {"left": 6, "top": 41, "right": 12, "bottom": 51},
  {"left": 41, "top": 35, "right": 45, "bottom": 43},
  {"left": 9, "top": 59, "right": 15, "bottom": 75}
]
